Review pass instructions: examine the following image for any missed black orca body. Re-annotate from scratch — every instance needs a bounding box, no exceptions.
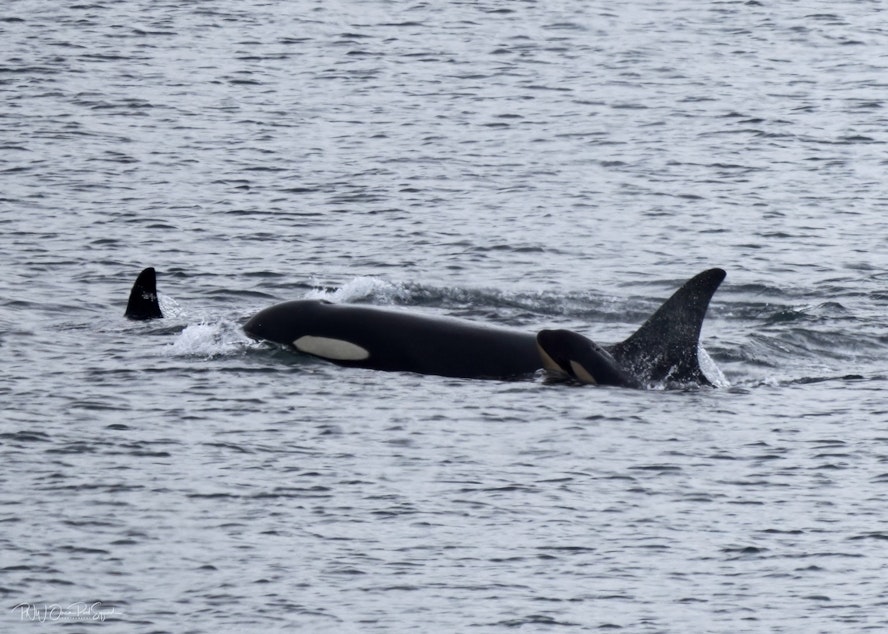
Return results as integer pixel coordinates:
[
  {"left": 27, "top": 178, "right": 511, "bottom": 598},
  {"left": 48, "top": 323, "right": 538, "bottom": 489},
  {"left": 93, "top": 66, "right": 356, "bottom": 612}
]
[
  {"left": 241, "top": 268, "right": 726, "bottom": 388},
  {"left": 536, "top": 329, "right": 644, "bottom": 388},
  {"left": 243, "top": 300, "right": 542, "bottom": 379}
]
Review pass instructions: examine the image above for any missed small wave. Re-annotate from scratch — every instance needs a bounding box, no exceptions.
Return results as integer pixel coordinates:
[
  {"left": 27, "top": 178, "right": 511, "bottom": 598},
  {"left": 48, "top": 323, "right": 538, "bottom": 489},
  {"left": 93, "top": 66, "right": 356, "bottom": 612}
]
[
  {"left": 761, "top": 302, "right": 850, "bottom": 325},
  {"left": 729, "top": 372, "right": 872, "bottom": 390}
]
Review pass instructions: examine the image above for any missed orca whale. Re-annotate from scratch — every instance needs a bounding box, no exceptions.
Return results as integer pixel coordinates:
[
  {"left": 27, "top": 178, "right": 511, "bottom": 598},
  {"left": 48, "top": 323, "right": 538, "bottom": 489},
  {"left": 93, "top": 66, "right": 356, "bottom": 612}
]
[
  {"left": 240, "top": 268, "right": 726, "bottom": 388},
  {"left": 245, "top": 299, "right": 543, "bottom": 379},
  {"left": 123, "top": 266, "right": 725, "bottom": 387}
]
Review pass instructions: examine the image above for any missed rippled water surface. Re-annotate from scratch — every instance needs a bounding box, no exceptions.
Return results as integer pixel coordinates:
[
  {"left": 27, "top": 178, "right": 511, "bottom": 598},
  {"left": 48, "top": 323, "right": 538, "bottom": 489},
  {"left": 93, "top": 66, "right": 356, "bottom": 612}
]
[{"left": 2, "top": 1, "right": 887, "bottom": 631}]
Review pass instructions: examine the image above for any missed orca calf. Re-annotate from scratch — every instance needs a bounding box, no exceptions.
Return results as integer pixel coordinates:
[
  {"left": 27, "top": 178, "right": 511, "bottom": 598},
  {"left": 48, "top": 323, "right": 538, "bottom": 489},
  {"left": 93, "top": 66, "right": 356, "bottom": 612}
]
[{"left": 124, "top": 266, "right": 725, "bottom": 388}]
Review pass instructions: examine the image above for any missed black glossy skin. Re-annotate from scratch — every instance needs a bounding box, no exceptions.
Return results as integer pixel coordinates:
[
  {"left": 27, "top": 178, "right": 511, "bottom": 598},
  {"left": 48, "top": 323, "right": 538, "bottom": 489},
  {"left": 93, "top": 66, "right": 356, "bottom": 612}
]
[
  {"left": 536, "top": 329, "right": 642, "bottom": 388},
  {"left": 243, "top": 300, "right": 543, "bottom": 379}
]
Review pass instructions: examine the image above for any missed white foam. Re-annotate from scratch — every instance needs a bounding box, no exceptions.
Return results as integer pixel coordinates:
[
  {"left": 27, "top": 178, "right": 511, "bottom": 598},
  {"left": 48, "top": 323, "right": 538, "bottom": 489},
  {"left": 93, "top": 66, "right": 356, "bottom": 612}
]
[
  {"left": 157, "top": 293, "right": 183, "bottom": 318},
  {"left": 167, "top": 321, "right": 246, "bottom": 358}
]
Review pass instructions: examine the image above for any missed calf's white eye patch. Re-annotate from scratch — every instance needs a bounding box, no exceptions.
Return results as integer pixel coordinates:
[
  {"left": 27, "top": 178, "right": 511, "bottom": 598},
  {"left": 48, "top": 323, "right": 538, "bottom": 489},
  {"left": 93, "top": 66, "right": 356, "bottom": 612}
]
[
  {"left": 569, "top": 360, "right": 598, "bottom": 385},
  {"left": 293, "top": 336, "right": 370, "bottom": 361}
]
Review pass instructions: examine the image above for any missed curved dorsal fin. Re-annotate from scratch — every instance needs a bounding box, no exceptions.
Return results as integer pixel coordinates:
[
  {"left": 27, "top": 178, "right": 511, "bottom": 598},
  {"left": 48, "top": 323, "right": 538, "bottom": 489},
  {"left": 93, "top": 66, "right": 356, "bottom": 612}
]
[
  {"left": 609, "top": 268, "right": 725, "bottom": 386},
  {"left": 125, "top": 267, "right": 163, "bottom": 320}
]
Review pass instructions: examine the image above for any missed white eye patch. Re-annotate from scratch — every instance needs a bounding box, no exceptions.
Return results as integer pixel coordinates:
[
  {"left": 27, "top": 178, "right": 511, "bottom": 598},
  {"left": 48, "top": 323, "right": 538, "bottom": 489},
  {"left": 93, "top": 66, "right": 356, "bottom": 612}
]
[
  {"left": 569, "top": 361, "right": 598, "bottom": 385},
  {"left": 293, "top": 336, "right": 370, "bottom": 361}
]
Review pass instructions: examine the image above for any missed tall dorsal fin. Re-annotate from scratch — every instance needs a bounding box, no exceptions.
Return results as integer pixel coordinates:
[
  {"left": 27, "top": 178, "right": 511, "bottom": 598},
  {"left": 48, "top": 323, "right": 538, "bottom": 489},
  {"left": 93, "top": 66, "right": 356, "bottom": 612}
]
[
  {"left": 608, "top": 268, "right": 725, "bottom": 386},
  {"left": 125, "top": 267, "right": 163, "bottom": 320}
]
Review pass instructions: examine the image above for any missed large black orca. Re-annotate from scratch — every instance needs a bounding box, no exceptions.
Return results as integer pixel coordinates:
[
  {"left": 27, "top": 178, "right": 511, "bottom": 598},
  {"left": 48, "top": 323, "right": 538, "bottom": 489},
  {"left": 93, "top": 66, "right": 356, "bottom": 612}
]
[
  {"left": 245, "top": 299, "right": 544, "bottom": 379},
  {"left": 240, "top": 268, "right": 727, "bottom": 388}
]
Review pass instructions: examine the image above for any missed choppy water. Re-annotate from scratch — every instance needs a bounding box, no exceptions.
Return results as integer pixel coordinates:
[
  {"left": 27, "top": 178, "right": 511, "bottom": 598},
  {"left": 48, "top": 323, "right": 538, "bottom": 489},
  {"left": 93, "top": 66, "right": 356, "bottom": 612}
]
[{"left": 2, "top": 1, "right": 887, "bottom": 631}]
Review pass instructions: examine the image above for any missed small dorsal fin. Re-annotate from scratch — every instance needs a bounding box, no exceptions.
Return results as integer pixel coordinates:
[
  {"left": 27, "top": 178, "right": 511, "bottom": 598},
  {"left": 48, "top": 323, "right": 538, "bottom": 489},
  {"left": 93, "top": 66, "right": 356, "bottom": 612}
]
[
  {"left": 609, "top": 268, "right": 725, "bottom": 386},
  {"left": 125, "top": 267, "right": 163, "bottom": 320}
]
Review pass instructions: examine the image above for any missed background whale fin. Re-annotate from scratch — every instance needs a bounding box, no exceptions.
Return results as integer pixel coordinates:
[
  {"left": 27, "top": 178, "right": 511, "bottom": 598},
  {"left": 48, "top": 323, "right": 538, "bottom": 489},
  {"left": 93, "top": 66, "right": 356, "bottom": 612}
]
[
  {"left": 609, "top": 268, "right": 725, "bottom": 386},
  {"left": 125, "top": 267, "right": 164, "bottom": 320}
]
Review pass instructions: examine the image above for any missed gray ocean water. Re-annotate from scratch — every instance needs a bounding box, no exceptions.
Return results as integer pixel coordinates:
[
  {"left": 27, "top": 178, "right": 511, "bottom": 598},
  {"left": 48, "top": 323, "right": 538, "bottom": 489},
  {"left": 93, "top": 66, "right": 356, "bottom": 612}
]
[{"left": 2, "top": 1, "right": 887, "bottom": 631}]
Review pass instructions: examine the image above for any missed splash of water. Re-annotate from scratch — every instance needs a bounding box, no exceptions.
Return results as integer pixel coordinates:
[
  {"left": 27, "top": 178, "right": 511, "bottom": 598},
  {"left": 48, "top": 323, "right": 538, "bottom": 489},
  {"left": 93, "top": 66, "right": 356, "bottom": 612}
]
[
  {"left": 167, "top": 321, "right": 247, "bottom": 358},
  {"left": 699, "top": 345, "right": 729, "bottom": 388}
]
